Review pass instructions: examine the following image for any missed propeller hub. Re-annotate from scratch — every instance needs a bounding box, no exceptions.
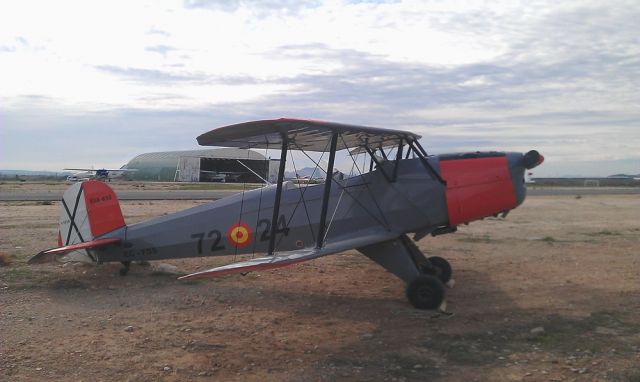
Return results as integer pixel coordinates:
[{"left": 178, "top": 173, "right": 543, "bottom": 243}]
[{"left": 523, "top": 150, "right": 544, "bottom": 169}]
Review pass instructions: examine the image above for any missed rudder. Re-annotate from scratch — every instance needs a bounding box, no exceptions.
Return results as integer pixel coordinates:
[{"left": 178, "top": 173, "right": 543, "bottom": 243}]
[{"left": 58, "top": 181, "right": 125, "bottom": 260}]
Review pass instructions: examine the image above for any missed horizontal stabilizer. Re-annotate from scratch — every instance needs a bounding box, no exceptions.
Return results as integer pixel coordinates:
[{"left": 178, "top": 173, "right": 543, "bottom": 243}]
[
  {"left": 179, "top": 231, "right": 399, "bottom": 280},
  {"left": 28, "top": 238, "right": 121, "bottom": 264}
]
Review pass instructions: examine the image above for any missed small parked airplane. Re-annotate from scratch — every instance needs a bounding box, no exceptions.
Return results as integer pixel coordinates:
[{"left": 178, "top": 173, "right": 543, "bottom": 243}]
[
  {"left": 291, "top": 174, "right": 323, "bottom": 184},
  {"left": 199, "top": 170, "right": 244, "bottom": 183},
  {"left": 32, "top": 118, "right": 543, "bottom": 309},
  {"left": 64, "top": 167, "right": 137, "bottom": 181},
  {"left": 66, "top": 174, "right": 92, "bottom": 182}
]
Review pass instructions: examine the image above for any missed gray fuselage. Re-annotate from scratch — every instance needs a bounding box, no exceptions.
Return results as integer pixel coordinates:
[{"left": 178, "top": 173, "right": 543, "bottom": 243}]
[{"left": 95, "top": 152, "right": 527, "bottom": 263}]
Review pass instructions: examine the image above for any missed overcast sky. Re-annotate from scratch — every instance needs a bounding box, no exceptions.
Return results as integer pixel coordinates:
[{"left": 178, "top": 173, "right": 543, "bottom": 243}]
[{"left": 1, "top": 0, "right": 638, "bottom": 176}]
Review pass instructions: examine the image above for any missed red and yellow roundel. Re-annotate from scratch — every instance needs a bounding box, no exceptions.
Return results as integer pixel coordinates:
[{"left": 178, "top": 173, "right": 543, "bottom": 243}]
[{"left": 227, "top": 222, "right": 253, "bottom": 248}]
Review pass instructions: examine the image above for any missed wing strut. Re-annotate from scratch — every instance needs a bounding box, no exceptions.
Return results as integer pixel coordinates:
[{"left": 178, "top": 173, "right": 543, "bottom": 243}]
[
  {"left": 407, "top": 139, "right": 447, "bottom": 185},
  {"left": 316, "top": 132, "right": 338, "bottom": 248},
  {"left": 393, "top": 139, "right": 404, "bottom": 182},
  {"left": 268, "top": 136, "right": 288, "bottom": 256},
  {"left": 364, "top": 146, "right": 392, "bottom": 182}
]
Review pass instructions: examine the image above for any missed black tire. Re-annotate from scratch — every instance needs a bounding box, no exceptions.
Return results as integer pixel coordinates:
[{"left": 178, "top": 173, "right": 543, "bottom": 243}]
[
  {"left": 421, "top": 256, "right": 452, "bottom": 284},
  {"left": 406, "top": 275, "right": 445, "bottom": 310}
]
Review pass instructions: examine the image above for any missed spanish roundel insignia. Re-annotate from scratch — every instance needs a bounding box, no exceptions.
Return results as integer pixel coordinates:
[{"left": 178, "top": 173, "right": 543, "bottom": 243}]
[{"left": 227, "top": 222, "right": 253, "bottom": 248}]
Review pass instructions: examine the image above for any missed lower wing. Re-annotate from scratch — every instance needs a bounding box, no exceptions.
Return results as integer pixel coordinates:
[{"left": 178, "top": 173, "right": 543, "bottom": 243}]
[{"left": 179, "top": 231, "right": 398, "bottom": 280}]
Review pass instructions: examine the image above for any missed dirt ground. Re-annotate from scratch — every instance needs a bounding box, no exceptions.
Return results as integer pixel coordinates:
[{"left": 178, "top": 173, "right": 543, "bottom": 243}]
[{"left": 1, "top": 192, "right": 639, "bottom": 381}]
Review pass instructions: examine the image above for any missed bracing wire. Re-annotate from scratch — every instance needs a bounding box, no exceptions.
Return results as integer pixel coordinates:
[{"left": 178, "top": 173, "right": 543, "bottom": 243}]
[
  {"left": 296, "top": 143, "right": 390, "bottom": 229},
  {"left": 274, "top": 139, "right": 332, "bottom": 250},
  {"left": 287, "top": 148, "right": 316, "bottom": 242},
  {"left": 233, "top": 145, "right": 250, "bottom": 261},
  {"left": 323, "top": 147, "right": 362, "bottom": 243},
  {"left": 369, "top": 141, "right": 434, "bottom": 225},
  {"left": 251, "top": 143, "right": 269, "bottom": 257},
  {"left": 340, "top": 135, "right": 391, "bottom": 230},
  {"left": 323, "top": 186, "right": 346, "bottom": 244},
  {"left": 293, "top": 142, "right": 329, "bottom": 177}
]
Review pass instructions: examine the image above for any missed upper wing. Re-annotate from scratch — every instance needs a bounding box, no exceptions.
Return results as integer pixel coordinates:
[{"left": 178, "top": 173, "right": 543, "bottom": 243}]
[
  {"left": 197, "top": 118, "right": 421, "bottom": 152},
  {"left": 179, "top": 231, "right": 399, "bottom": 280}
]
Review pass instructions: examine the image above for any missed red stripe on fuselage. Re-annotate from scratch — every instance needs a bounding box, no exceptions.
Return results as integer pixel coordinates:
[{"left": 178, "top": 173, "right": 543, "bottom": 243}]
[{"left": 440, "top": 156, "right": 517, "bottom": 226}]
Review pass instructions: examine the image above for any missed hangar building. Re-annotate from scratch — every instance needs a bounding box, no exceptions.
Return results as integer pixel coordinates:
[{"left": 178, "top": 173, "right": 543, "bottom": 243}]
[{"left": 123, "top": 148, "right": 279, "bottom": 183}]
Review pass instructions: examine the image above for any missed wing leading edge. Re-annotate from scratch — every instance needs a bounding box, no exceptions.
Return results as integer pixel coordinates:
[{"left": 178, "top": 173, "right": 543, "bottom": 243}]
[{"left": 179, "top": 231, "right": 399, "bottom": 280}]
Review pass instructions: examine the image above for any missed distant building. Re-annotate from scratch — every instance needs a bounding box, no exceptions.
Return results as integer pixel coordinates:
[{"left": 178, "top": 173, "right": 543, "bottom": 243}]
[
  {"left": 530, "top": 177, "right": 640, "bottom": 187},
  {"left": 123, "top": 148, "right": 279, "bottom": 183}
]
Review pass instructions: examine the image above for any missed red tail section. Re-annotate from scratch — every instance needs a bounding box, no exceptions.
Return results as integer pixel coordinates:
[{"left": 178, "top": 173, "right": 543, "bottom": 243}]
[
  {"left": 57, "top": 180, "right": 125, "bottom": 248},
  {"left": 82, "top": 181, "right": 125, "bottom": 237}
]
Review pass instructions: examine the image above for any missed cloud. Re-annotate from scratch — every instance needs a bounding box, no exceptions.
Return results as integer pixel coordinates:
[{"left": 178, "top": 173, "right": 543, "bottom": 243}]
[
  {"left": 94, "top": 65, "right": 208, "bottom": 84},
  {"left": 94, "top": 65, "right": 267, "bottom": 87},
  {"left": 0, "top": 36, "right": 28, "bottom": 53},
  {"left": 1, "top": 0, "right": 638, "bottom": 176},
  {"left": 146, "top": 27, "right": 171, "bottom": 37},
  {"left": 265, "top": 40, "right": 638, "bottom": 119},
  {"left": 229, "top": 41, "right": 638, "bottom": 167},
  {"left": 1, "top": 106, "right": 228, "bottom": 170},
  {"left": 183, "top": 0, "right": 321, "bottom": 15},
  {"left": 145, "top": 45, "right": 177, "bottom": 56}
]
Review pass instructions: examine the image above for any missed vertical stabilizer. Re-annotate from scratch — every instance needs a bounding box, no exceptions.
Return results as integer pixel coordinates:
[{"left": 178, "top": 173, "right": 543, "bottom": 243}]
[{"left": 58, "top": 181, "right": 125, "bottom": 262}]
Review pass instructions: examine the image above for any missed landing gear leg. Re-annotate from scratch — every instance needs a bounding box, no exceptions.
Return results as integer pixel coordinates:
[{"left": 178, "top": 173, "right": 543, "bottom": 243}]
[
  {"left": 400, "top": 235, "right": 453, "bottom": 284},
  {"left": 359, "top": 235, "right": 450, "bottom": 310},
  {"left": 119, "top": 261, "right": 131, "bottom": 276},
  {"left": 420, "top": 256, "right": 452, "bottom": 284}
]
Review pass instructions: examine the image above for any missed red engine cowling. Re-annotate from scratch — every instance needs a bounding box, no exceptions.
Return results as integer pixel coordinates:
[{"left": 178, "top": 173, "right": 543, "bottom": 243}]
[{"left": 440, "top": 156, "right": 517, "bottom": 226}]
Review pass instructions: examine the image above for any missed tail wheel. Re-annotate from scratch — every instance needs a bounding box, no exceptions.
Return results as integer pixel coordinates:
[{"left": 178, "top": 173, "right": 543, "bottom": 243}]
[
  {"left": 421, "top": 256, "right": 452, "bottom": 284},
  {"left": 406, "top": 275, "right": 445, "bottom": 310},
  {"left": 119, "top": 261, "right": 131, "bottom": 276}
]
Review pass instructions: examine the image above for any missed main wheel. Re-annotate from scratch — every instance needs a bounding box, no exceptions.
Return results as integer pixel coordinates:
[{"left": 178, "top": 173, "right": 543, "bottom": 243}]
[
  {"left": 421, "top": 256, "right": 452, "bottom": 284},
  {"left": 406, "top": 275, "right": 445, "bottom": 310}
]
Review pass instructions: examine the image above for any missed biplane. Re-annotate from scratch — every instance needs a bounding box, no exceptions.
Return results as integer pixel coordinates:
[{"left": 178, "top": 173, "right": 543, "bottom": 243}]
[
  {"left": 31, "top": 118, "right": 543, "bottom": 309},
  {"left": 64, "top": 167, "right": 137, "bottom": 181}
]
